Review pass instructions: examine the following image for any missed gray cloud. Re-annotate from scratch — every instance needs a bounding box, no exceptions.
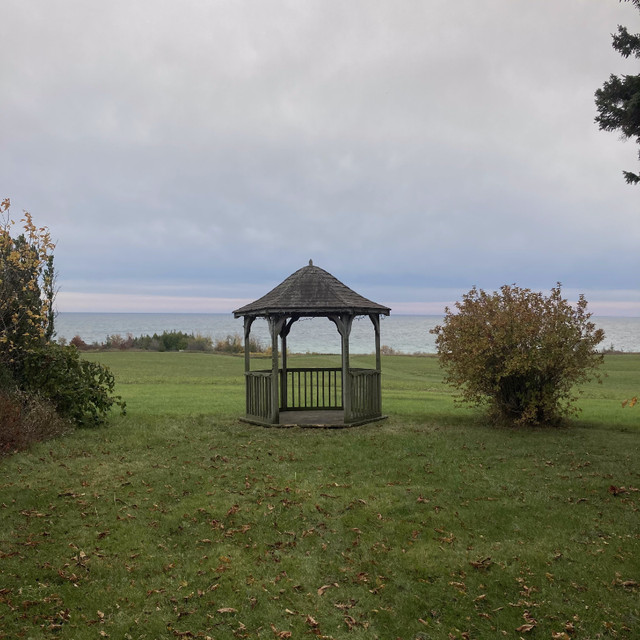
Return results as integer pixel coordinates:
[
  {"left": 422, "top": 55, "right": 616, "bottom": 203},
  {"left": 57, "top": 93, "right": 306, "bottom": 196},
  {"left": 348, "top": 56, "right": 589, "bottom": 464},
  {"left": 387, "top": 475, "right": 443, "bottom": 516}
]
[{"left": 2, "top": 0, "right": 638, "bottom": 313}]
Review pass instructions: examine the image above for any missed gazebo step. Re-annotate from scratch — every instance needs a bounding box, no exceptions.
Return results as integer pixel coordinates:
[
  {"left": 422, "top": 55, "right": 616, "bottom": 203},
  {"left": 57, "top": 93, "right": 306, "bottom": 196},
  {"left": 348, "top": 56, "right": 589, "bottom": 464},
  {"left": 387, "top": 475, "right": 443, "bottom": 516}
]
[{"left": 240, "top": 410, "right": 388, "bottom": 429}]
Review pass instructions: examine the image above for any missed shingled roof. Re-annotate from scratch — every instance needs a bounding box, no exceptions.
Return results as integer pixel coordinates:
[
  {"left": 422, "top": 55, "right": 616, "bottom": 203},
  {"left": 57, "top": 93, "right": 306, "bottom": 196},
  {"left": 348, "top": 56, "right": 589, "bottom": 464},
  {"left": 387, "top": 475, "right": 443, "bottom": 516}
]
[{"left": 233, "top": 261, "right": 391, "bottom": 318}]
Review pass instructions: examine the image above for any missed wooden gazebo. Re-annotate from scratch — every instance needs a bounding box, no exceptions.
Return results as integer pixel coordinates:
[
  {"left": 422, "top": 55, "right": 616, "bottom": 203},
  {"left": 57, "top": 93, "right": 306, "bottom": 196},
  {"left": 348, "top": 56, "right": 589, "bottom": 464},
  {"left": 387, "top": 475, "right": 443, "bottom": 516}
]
[{"left": 233, "top": 261, "right": 391, "bottom": 427}]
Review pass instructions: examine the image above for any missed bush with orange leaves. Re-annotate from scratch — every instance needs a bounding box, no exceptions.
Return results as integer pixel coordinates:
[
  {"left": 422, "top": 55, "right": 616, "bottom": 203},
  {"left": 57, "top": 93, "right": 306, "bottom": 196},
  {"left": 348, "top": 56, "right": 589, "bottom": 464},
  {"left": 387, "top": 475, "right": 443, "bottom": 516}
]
[{"left": 431, "top": 284, "right": 605, "bottom": 426}]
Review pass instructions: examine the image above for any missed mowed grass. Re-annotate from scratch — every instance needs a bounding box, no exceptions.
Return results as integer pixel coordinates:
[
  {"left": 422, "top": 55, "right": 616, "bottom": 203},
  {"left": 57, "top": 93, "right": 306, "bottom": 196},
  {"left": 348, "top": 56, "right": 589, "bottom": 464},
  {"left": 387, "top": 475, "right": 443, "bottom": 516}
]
[{"left": 0, "top": 353, "right": 638, "bottom": 639}]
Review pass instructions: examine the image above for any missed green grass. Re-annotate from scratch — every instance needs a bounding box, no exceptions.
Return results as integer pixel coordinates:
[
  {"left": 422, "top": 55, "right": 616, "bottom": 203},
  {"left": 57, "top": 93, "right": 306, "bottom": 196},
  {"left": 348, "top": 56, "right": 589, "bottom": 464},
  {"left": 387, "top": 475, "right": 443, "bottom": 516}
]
[{"left": 1, "top": 354, "right": 638, "bottom": 639}]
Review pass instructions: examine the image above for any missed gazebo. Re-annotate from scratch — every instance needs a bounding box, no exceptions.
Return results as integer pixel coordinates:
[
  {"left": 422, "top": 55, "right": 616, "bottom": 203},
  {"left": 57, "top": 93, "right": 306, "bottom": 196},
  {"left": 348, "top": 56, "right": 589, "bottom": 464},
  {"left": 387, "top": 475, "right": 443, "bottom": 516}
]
[{"left": 233, "top": 261, "right": 391, "bottom": 427}]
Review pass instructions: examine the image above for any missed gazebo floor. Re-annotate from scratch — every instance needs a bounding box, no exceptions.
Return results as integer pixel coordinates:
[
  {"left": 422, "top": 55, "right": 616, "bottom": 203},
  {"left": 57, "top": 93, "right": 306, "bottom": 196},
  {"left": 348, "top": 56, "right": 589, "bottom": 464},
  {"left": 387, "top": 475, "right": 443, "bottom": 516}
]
[{"left": 240, "top": 410, "right": 388, "bottom": 428}]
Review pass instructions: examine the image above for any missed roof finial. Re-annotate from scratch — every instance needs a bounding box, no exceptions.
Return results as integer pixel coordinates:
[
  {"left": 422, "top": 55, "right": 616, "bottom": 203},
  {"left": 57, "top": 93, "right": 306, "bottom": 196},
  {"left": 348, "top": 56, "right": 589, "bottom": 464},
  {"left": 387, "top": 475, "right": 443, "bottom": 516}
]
[{"left": 309, "top": 259, "right": 313, "bottom": 266}]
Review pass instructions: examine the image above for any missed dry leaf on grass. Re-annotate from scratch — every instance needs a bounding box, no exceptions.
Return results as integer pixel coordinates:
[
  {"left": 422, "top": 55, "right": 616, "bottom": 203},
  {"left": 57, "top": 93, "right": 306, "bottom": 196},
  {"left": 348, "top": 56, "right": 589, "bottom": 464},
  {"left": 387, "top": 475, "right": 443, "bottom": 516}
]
[
  {"left": 317, "top": 583, "right": 338, "bottom": 596},
  {"left": 270, "top": 624, "right": 292, "bottom": 639}
]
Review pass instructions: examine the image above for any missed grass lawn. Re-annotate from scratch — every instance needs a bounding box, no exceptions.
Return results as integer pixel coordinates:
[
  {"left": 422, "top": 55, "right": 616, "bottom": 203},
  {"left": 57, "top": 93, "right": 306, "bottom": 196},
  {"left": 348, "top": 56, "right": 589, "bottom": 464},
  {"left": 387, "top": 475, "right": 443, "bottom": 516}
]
[{"left": 0, "top": 353, "right": 638, "bottom": 639}]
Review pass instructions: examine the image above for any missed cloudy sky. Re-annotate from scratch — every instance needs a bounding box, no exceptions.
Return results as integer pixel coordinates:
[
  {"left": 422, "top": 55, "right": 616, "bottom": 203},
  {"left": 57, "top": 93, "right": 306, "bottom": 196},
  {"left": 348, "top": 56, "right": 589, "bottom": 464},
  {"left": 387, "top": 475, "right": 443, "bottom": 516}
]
[{"left": 2, "top": 0, "right": 639, "bottom": 316}]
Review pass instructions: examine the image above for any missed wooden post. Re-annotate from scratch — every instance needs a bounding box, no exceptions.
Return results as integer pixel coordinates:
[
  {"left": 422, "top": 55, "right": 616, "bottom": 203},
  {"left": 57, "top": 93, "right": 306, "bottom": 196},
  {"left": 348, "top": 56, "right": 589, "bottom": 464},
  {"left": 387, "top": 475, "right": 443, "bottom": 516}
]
[
  {"left": 281, "top": 330, "right": 287, "bottom": 410},
  {"left": 268, "top": 316, "right": 285, "bottom": 424},
  {"left": 370, "top": 314, "right": 381, "bottom": 372},
  {"left": 243, "top": 317, "right": 255, "bottom": 416},
  {"left": 279, "top": 317, "right": 297, "bottom": 411},
  {"left": 330, "top": 313, "right": 354, "bottom": 422},
  {"left": 243, "top": 317, "right": 255, "bottom": 374}
]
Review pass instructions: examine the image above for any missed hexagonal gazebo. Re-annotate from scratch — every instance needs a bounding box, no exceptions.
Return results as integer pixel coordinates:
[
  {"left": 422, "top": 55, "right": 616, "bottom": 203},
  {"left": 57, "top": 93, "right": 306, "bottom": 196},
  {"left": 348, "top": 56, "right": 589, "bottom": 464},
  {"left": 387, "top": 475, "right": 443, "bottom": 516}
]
[{"left": 233, "top": 261, "right": 391, "bottom": 427}]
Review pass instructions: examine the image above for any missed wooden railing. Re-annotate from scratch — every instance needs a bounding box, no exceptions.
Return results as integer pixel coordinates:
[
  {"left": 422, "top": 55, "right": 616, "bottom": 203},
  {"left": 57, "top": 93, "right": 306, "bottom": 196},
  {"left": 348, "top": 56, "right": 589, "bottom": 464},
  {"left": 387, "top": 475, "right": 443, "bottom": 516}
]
[
  {"left": 282, "top": 367, "right": 342, "bottom": 410},
  {"left": 349, "top": 369, "right": 381, "bottom": 420},
  {"left": 245, "top": 367, "right": 382, "bottom": 423},
  {"left": 245, "top": 371, "right": 273, "bottom": 421}
]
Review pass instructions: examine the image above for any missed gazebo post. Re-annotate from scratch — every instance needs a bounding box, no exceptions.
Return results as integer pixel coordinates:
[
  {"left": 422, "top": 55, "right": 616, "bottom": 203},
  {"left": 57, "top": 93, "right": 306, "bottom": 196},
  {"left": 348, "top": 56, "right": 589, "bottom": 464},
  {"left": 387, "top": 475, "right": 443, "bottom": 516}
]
[
  {"left": 280, "top": 325, "right": 287, "bottom": 411},
  {"left": 268, "top": 316, "right": 286, "bottom": 424},
  {"left": 243, "top": 317, "right": 255, "bottom": 417},
  {"left": 370, "top": 314, "right": 381, "bottom": 372},
  {"left": 330, "top": 313, "right": 354, "bottom": 423},
  {"left": 279, "top": 317, "right": 297, "bottom": 411},
  {"left": 243, "top": 317, "right": 254, "bottom": 374}
]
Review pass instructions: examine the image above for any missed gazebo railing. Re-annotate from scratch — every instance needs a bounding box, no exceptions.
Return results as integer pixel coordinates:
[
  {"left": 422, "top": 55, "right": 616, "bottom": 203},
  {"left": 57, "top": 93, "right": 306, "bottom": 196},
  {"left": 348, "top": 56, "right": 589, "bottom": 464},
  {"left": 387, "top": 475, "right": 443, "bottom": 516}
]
[
  {"left": 349, "top": 368, "right": 381, "bottom": 420},
  {"left": 282, "top": 367, "right": 342, "bottom": 410},
  {"left": 245, "top": 371, "right": 273, "bottom": 422},
  {"left": 245, "top": 367, "right": 382, "bottom": 423}
]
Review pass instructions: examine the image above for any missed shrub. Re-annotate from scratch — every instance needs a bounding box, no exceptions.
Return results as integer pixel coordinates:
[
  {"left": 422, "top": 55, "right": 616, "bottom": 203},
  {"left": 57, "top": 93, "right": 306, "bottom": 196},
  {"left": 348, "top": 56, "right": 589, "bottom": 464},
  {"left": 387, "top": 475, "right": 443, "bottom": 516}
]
[
  {"left": 186, "top": 333, "right": 213, "bottom": 351},
  {"left": 214, "top": 334, "right": 244, "bottom": 354},
  {"left": 105, "top": 333, "right": 135, "bottom": 350},
  {"left": 431, "top": 284, "right": 605, "bottom": 426},
  {"left": 20, "top": 343, "right": 126, "bottom": 427},
  {"left": 213, "top": 334, "right": 266, "bottom": 354},
  {"left": 0, "top": 389, "right": 70, "bottom": 454},
  {"left": 0, "top": 199, "right": 55, "bottom": 375},
  {"left": 1, "top": 198, "right": 124, "bottom": 431},
  {"left": 70, "top": 334, "right": 88, "bottom": 349}
]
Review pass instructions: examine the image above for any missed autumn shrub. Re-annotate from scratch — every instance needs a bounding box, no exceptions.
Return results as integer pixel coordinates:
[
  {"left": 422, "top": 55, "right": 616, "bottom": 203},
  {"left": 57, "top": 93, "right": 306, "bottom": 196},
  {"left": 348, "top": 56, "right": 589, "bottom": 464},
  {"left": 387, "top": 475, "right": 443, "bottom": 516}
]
[
  {"left": 214, "top": 333, "right": 244, "bottom": 353},
  {"left": 1, "top": 198, "right": 124, "bottom": 431},
  {"left": 213, "top": 333, "right": 266, "bottom": 354},
  {"left": 70, "top": 334, "right": 88, "bottom": 349},
  {"left": 186, "top": 333, "right": 213, "bottom": 351},
  {"left": 0, "top": 389, "right": 70, "bottom": 454},
  {"left": 0, "top": 199, "right": 55, "bottom": 376},
  {"left": 431, "top": 284, "right": 605, "bottom": 426},
  {"left": 104, "top": 333, "right": 135, "bottom": 350}
]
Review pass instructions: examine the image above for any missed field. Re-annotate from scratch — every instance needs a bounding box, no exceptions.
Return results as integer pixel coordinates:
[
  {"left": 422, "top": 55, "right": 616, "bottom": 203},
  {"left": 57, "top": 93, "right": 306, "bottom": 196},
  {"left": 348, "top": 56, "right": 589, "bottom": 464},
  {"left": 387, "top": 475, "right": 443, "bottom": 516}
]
[{"left": 1, "top": 353, "right": 639, "bottom": 639}]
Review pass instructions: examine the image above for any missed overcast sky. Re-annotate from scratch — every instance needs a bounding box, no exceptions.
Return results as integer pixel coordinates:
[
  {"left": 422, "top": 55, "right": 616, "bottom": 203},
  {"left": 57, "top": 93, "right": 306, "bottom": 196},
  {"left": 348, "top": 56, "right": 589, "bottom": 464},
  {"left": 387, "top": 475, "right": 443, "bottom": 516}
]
[{"left": 2, "top": 0, "right": 639, "bottom": 316}]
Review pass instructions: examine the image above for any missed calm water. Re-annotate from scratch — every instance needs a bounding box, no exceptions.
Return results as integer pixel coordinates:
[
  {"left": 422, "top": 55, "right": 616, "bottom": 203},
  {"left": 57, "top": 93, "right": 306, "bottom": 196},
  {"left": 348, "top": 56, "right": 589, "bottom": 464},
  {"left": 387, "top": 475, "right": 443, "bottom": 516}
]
[{"left": 55, "top": 313, "right": 640, "bottom": 354}]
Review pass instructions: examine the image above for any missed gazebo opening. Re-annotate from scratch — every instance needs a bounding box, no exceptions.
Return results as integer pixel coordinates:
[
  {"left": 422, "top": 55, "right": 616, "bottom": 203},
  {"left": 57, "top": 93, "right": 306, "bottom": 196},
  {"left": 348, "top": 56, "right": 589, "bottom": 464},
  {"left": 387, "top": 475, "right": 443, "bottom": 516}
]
[{"left": 233, "top": 261, "right": 391, "bottom": 427}]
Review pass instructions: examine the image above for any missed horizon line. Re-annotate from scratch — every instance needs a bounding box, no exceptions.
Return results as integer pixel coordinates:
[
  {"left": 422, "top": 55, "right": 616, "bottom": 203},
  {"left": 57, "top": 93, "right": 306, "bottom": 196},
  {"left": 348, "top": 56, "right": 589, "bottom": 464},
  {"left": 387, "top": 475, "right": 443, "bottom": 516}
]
[{"left": 55, "top": 292, "right": 640, "bottom": 318}]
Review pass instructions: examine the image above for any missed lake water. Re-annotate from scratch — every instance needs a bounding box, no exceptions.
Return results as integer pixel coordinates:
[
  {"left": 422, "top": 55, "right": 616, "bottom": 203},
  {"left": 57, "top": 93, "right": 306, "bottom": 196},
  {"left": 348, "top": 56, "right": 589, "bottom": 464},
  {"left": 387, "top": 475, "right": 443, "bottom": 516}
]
[{"left": 54, "top": 313, "right": 640, "bottom": 354}]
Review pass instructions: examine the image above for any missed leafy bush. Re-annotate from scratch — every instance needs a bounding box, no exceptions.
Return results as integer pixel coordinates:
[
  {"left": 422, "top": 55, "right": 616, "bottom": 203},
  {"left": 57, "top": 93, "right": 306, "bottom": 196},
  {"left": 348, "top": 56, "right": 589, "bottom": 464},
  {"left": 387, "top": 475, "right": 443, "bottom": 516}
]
[
  {"left": 1, "top": 198, "right": 124, "bottom": 432},
  {"left": 431, "top": 284, "right": 605, "bottom": 426},
  {"left": 213, "top": 333, "right": 266, "bottom": 354},
  {"left": 214, "top": 334, "right": 244, "bottom": 353},
  {"left": 104, "top": 333, "right": 135, "bottom": 350},
  {"left": 69, "top": 331, "right": 215, "bottom": 352},
  {"left": 19, "top": 343, "right": 125, "bottom": 427},
  {"left": 186, "top": 333, "right": 213, "bottom": 351},
  {"left": 0, "top": 389, "right": 70, "bottom": 454},
  {"left": 70, "top": 334, "right": 88, "bottom": 349},
  {"left": 380, "top": 345, "right": 398, "bottom": 356},
  {"left": 0, "top": 199, "right": 55, "bottom": 375}
]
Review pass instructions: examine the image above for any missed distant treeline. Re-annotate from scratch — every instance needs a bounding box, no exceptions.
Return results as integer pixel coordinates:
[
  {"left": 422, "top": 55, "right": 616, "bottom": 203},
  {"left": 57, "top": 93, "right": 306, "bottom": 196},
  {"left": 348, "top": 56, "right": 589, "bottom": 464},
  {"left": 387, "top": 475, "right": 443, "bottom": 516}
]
[{"left": 60, "top": 331, "right": 268, "bottom": 354}]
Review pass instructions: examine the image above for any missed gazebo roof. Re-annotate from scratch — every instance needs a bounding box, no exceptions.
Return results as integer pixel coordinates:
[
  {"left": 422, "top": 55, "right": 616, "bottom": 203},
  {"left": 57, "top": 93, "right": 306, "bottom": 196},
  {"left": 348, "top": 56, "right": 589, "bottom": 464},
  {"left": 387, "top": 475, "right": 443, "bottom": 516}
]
[{"left": 233, "top": 261, "right": 391, "bottom": 318}]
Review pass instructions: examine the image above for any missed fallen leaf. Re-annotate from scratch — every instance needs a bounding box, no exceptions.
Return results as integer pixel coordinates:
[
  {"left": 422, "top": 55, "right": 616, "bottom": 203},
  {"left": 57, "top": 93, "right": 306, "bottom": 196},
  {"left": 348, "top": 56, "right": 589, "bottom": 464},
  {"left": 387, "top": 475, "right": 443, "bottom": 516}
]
[
  {"left": 515, "top": 623, "right": 535, "bottom": 632},
  {"left": 470, "top": 556, "right": 492, "bottom": 571},
  {"left": 344, "top": 615, "right": 357, "bottom": 630},
  {"left": 217, "top": 607, "right": 237, "bottom": 614},
  {"left": 317, "top": 583, "right": 338, "bottom": 596},
  {"left": 270, "top": 624, "right": 292, "bottom": 639}
]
